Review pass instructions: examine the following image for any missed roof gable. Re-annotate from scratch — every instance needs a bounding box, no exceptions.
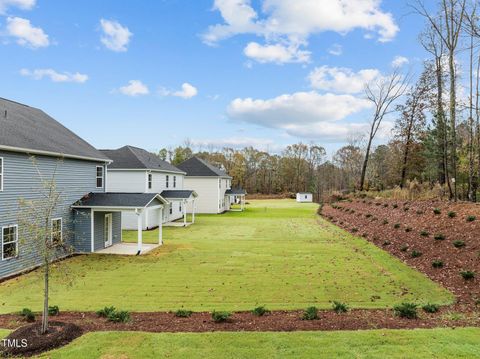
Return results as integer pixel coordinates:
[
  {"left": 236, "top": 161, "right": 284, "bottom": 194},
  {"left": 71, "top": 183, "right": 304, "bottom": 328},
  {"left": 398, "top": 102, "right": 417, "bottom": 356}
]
[
  {"left": 0, "top": 98, "right": 110, "bottom": 162},
  {"left": 177, "top": 156, "right": 231, "bottom": 177},
  {"left": 101, "top": 146, "right": 184, "bottom": 173}
]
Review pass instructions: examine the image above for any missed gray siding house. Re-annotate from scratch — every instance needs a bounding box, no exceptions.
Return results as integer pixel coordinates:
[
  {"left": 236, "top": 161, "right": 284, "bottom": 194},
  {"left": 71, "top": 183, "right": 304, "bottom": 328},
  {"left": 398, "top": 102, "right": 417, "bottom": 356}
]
[{"left": 0, "top": 98, "right": 164, "bottom": 280}]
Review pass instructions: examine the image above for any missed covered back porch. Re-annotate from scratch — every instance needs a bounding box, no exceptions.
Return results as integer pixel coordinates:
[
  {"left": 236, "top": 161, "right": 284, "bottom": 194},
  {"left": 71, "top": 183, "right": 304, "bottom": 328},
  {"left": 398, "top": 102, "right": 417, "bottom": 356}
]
[
  {"left": 72, "top": 192, "right": 168, "bottom": 255},
  {"left": 225, "top": 188, "right": 247, "bottom": 211},
  {"left": 161, "top": 190, "right": 198, "bottom": 226}
]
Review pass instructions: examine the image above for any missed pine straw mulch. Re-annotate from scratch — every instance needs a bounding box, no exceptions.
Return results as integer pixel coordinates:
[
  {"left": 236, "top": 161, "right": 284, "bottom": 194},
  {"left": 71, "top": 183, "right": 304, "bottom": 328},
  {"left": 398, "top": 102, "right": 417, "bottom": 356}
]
[{"left": 321, "top": 198, "right": 480, "bottom": 307}]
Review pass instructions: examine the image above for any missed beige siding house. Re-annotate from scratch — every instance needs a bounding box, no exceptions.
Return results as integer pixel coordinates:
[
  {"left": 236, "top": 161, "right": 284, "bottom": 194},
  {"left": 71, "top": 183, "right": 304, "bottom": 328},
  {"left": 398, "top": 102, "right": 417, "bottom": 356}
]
[{"left": 177, "top": 157, "right": 237, "bottom": 214}]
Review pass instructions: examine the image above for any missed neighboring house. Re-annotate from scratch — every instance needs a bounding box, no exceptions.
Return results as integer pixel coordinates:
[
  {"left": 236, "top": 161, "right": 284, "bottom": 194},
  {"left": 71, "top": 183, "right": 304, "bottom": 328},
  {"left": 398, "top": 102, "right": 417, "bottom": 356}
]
[
  {"left": 100, "top": 146, "right": 197, "bottom": 230},
  {"left": 177, "top": 156, "right": 239, "bottom": 214},
  {"left": 0, "top": 98, "right": 165, "bottom": 280},
  {"left": 296, "top": 192, "right": 313, "bottom": 203}
]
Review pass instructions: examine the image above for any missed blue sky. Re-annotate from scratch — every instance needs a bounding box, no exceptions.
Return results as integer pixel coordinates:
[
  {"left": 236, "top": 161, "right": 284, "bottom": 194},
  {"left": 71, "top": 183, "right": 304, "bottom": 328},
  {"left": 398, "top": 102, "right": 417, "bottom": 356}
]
[{"left": 0, "top": 0, "right": 431, "bottom": 156}]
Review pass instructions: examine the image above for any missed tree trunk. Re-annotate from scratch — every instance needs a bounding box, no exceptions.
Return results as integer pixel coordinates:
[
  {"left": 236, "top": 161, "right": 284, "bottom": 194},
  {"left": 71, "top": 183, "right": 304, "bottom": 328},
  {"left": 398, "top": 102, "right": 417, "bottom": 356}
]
[
  {"left": 360, "top": 136, "right": 373, "bottom": 191},
  {"left": 41, "top": 261, "right": 49, "bottom": 334}
]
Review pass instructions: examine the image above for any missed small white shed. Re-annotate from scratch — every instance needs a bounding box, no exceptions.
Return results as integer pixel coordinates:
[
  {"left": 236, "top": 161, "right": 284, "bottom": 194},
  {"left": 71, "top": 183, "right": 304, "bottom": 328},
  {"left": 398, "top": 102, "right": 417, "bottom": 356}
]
[{"left": 296, "top": 192, "right": 313, "bottom": 203}]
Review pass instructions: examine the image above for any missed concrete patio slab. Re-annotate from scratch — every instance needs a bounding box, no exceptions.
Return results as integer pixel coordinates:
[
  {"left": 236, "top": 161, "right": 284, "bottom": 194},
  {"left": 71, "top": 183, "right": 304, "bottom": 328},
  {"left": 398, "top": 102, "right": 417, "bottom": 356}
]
[{"left": 96, "top": 242, "right": 161, "bottom": 255}]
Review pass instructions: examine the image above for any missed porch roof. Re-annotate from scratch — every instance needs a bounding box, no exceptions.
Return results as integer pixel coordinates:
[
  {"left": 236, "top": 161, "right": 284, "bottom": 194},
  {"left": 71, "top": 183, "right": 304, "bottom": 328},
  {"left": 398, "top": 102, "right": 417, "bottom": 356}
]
[
  {"left": 72, "top": 192, "right": 168, "bottom": 209},
  {"left": 160, "top": 190, "right": 197, "bottom": 200},
  {"left": 225, "top": 188, "right": 247, "bottom": 196}
]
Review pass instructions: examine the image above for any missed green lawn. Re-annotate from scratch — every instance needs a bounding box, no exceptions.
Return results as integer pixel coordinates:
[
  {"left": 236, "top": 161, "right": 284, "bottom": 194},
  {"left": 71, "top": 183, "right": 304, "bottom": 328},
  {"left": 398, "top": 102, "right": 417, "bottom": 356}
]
[
  {"left": 0, "top": 200, "right": 452, "bottom": 313},
  {"left": 28, "top": 328, "right": 480, "bottom": 359}
]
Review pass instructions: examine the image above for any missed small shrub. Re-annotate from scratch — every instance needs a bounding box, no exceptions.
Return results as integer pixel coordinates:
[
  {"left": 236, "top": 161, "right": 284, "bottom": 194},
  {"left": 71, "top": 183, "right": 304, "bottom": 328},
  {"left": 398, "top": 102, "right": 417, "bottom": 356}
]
[
  {"left": 302, "top": 306, "right": 319, "bottom": 320},
  {"left": 393, "top": 303, "right": 418, "bottom": 319},
  {"left": 362, "top": 233, "right": 368, "bottom": 238},
  {"left": 393, "top": 204, "right": 398, "bottom": 208},
  {"left": 416, "top": 210, "right": 424, "bottom": 215},
  {"left": 422, "top": 303, "right": 440, "bottom": 313},
  {"left": 453, "top": 240, "right": 465, "bottom": 248},
  {"left": 433, "top": 208, "right": 441, "bottom": 215},
  {"left": 383, "top": 203, "right": 388, "bottom": 208},
  {"left": 375, "top": 202, "right": 381, "bottom": 206},
  {"left": 252, "top": 306, "right": 270, "bottom": 316},
  {"left": 382, "top": 219, "right": 389, "bottom": 225},
  {"left": 365, "top": 213, "right": 372, "bottom": 218},
  {"left": 466, "top": 215, "right": 476, "bottom": 222},
  {"left": 97, "top": 306, "right": 116, "bottom": 318},
  {"left": 107, "top": 310, "right": 130, "bottom": 323},
  {"left": 394, "top": 223, "right": 401, "bottom": 229},
  {"left": 404, "top": 207, "right": 410, "bottom": 212},
  {"left": 212, "top": 310, "right": 232, "bottom": 323},
  {"left": 332, "top": 301, "right": 348, "bottom": 313},
  {"left": 382, "top": 240, "right": 391, "bottom": 246},
  {"left": 447, "top": 211, "right": 456, "bottom": 218},
  {"left": 351, "top": 228, "right": 358, "bottom": 233},
  {"left": 19, "top": 308, "right": 35, "bottom": 322},
  {"left": 405, "top": 227, "right": 412, "bottom": 233},
  {"left": 175, "top": 309, "right": 193, "bottom": 318},
  {"left": 420, "top": 230, "right": 429, "bottom": 237},
  {"left": 411, "top": 250, "right": 422, "bottom": 258},
  {"left": 460, "top": 271, "right": 475, "bottom": 280},
  {"left": 400, "top": 245, "right": 409, "bottom": 252},
  {"left": 434, "top": 233, "right": 446, "bottom": 241},
  {"left": 48, "top": 305, "right": 60, "bottom": 316},
  {"left": 432, "top": 260, "right": 444, "bottom": 268}
]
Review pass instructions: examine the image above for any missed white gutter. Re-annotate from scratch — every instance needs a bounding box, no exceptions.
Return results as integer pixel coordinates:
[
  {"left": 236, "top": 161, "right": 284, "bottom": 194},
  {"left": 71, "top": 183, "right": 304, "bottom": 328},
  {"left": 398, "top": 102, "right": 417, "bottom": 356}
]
[{"left": 0, "top": 145, "right": 111, "bottom": 164}]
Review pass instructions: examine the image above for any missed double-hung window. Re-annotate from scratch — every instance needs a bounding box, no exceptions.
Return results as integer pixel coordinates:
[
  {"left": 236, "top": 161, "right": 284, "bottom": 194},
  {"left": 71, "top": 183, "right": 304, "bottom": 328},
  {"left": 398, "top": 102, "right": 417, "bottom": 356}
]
[
  {"left": 2, "top": 225, "right": 18, "bottom": 260},
  {"left": 51, "top": 218, "right": 63, "bottom": 245},
  {"left": 148, "top": 173, "right": 152, "bottom": 189},
  {"left": 96, "top": 166, "right": 104, "bottom": 188},
  {"left": 0, "top": 157, "right": 3, "bottom": 191},
  {"left": 173, "top": 176, "right": 176, "bottom": 188},
  {"left": 166, "top": 175, "right": 169, "bottom": 188}
]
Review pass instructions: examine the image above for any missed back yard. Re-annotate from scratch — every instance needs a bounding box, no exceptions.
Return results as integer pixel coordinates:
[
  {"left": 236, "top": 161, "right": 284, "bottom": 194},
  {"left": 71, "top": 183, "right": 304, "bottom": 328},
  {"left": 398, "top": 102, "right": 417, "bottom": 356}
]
[{"left": 0, "top": 200, "right": 451, "bottom": 313}]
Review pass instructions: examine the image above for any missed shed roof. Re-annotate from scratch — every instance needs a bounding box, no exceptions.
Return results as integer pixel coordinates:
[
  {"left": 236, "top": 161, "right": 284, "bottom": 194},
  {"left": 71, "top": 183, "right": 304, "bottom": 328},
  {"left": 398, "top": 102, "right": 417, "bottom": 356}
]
[
  {"left": 177, "top": 156, "right": 231, "bottom": 178},
  {"left": 72, "top": 192, "right": 167, "bottom": 208},
  {"left": 100, "top": 146, "right": 184, "bottom": 173},
  {"left": 225, "top": 188, "right": 247, "bottom": 195},
  {"left": 0, "top": 97, "right": 110, "bottom": 162}
]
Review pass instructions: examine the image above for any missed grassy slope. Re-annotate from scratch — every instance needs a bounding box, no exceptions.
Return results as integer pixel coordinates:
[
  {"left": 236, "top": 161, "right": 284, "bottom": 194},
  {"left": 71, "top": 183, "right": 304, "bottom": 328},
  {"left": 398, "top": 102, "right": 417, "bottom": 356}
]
[
  {"left": 36, "top": 328, "right": 480, "bottom": 359},
  {"left": 0, "top": 200, "right": 452, "bottom": 313}
]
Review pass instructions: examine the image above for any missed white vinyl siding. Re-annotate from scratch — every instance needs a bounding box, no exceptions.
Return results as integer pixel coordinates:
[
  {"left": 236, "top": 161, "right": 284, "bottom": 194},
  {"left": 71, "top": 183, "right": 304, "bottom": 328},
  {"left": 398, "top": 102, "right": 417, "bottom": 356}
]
[
  {"left": 2, "top": 224, "right": 18, "bottom": 260},
  {"left": 184, "top": 177, "right": 223, "bottom": 214},
  {"left": 51, "top": 218, "right": 62, "bottom": 245},
  {"left": 0, "top": 157, "right": 3, "bottom": 191},
  {"left": 104, "top": 171, "right": 147, "bottom": 192},
  {"left": 96, "top": 166, "right": 104, "bottom": 188}
]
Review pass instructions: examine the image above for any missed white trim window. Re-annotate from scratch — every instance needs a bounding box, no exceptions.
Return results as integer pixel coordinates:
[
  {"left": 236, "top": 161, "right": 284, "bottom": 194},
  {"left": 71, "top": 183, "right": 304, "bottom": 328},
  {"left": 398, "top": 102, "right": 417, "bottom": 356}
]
[
  {"left": 166, "top": 175, "right": 169, "bottom": 188},
  {"left": 0, "top": 157, "right": 3, "bottom": 191},
  {"left": 2, "top": 225, "right": 18, "bottom": 260},
  {"left": 51, "top": 218, "right": 63, "bottom": 245},
  {"left": 173, "top": 176, "right": 176, "bottom": 188},
  {"left": 179, "top": 202, "right": 182, "bottom": 212},
  {"left": 96, "top": 166, "right": 104, "bottom": 188},
  {"left": 148, "top": 173, "right": 153, "bottom": 189},
  {"left": 169, "top": 204, "right": 173, "bottom": 215}
]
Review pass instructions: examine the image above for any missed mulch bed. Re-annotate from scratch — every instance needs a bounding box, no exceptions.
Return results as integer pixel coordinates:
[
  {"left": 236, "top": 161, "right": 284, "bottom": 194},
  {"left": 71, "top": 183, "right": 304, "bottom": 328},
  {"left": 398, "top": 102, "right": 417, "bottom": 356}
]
[
  {"left": 0, "top": 308, "right": 479, "bottom": 335},
  {"left": 0, "top": 321, "right": 82, "bottom": 357},
  {"left": 321, "top": 198, "right": 480, "bottom": 307}
]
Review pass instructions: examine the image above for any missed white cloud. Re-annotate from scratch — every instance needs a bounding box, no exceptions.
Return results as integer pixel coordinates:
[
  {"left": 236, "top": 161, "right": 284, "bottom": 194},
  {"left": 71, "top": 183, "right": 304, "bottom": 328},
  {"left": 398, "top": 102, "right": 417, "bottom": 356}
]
[
  {"left": 203, "top": 0, "right": 398, "bottom": 63},
  {"left": 100, "top": 19, "right": 132, "bottom": 52},
  {"left": 0, "top": 0, "right": 35, "bottom": 14},
  {"left": 118, "top": 80, "right": 149, "bottom": 96},
  {"left": 192, "top": 136, "right": 277, "bottom": 150},
  {"left": 308, "top": 66, "right": 381, "bottom": 94},
  {"left": 6, "top": 16, "right": 49, "bottom": 48},
  {"left": 160, "top": 83, "right": 198, "bottom": 99},
  {"left": 20, "top": 68, "right": 88, "bottom": 83},
  {"left": 227, "top": 91, "right": 373, "bottom": 141},
  {"left": 328, "top": 43, "right": 343, "bottom": 56},
  {"left": 244, "top": 42, "right": 310, "bottom": 63},
  {"left": 391, "top": 55, "right": 409, "bottom": 68}
]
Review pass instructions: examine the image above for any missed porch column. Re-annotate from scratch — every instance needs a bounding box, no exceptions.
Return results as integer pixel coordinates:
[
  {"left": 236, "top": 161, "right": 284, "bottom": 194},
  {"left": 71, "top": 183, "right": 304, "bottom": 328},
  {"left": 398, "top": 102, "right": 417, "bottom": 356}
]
[
  {"left": 183, "top": 200, "right": 187, "bottom": 226},
  {"left": 192, "top": 199, "right": 196, "bottom": 224},
  {"left": 158, "top": 207, "right": 163, "bottom": 245},
  {"left": 136, "top": 210, "right": 143, "bottom": 253}
]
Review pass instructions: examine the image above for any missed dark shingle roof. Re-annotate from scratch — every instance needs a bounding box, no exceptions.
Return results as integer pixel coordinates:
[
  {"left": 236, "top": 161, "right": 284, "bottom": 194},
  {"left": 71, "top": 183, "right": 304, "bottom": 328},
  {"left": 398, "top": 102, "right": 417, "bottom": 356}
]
[
  {"left": 0, "top": 98, "right": 110, "bottom": 162},
  {"left": 160, "top": 190, "right": 197, "bottom": 199},
  {"left": 177, "top": 156, "right": 231, "bottom": 178},
  {"left": 101, "top": 146, "right": 184, "bottom": 173},
  {"left": 225, "top": 188, "right": 246, "bottom": 195},
  {"left": 73, "top": 192, "right": 166, "bottom": 208}
]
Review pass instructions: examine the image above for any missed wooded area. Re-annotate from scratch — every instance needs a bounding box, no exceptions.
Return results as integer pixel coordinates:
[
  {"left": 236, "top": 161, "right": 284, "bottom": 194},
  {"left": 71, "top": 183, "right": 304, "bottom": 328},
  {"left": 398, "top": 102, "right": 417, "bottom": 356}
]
[{"left": 157, "top": 0, "right": 480, "bottom": 202}]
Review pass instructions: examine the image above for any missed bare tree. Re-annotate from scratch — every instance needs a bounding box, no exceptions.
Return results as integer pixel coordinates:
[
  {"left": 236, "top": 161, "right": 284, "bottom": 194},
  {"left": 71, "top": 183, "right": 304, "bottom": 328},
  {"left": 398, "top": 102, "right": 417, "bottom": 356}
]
[
  {"left": 413, "top": 0, "right": 467, "bottom": 200},
  {"left": 359, "top": 70, "right": 409, "bottom": 190},
  {"left": 17, "top": 157, "right": 73, "bottom": 334}
]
